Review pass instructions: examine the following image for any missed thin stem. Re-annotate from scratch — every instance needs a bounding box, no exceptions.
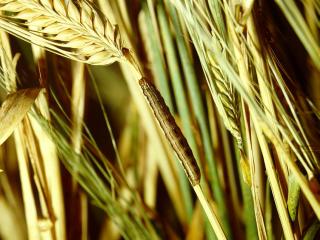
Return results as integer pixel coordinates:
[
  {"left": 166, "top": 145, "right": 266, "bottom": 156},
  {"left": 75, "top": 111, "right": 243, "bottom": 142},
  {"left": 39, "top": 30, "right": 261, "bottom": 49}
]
[{"left": 193, "top": 185, "right": 227, "bottom": 240}]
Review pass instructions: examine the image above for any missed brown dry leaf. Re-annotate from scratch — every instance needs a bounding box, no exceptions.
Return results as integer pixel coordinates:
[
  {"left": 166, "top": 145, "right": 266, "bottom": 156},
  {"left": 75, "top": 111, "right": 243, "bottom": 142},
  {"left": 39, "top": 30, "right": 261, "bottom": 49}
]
[{"left": 0, "top": 88, "right": 42, "bottom": 145}]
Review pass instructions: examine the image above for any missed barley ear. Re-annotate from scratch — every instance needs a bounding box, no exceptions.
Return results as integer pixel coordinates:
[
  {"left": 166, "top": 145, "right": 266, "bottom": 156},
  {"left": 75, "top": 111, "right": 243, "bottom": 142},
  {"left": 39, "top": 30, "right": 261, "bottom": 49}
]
[{"left": 0, "top": 0, "right": 123, "bottom": 65}]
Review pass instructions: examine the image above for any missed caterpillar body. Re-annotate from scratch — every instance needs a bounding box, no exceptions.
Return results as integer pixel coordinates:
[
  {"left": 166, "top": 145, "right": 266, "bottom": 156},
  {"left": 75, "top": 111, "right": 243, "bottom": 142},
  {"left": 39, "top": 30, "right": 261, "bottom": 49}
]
[{"left": 139, "top": 77, "right": 201, "bottom": 186}]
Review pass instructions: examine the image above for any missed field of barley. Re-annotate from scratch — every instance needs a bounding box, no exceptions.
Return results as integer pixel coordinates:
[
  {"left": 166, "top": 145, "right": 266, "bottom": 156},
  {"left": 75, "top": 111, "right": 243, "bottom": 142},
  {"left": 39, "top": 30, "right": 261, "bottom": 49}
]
[{"left": 0, "top": 0, "right": 319, "bottom": 239}]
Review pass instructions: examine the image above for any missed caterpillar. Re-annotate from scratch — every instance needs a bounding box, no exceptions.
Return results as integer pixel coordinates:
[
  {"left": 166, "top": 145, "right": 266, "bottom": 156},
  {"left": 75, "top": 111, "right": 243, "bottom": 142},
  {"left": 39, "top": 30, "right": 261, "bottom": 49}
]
[{"left": 139, "top": 77, "right": 201, "bottom": 186}]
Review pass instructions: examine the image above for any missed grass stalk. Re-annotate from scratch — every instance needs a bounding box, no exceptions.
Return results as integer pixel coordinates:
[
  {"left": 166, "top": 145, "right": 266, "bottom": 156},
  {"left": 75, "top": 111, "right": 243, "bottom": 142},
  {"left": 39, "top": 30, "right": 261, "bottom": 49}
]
[
  {"left": 235, "top": 149, "right": 259, "bottom": 240},
  {"left": 244, "top": 106, "right": 267, "bottom": 240},
  {"left": 14, "top": 127, "right": 40, "bottom": 240},
  {"left": 0, "top": 32, "right": 41, "bottom": 240},
  {"left": 140, "top": 5, "right": 173, "bottom": 110},
  {"left": 261, "top": 123, "right": 320, "bottom": 218},
  {"left": 120, "top": 60, "right": 187, "bottom": 223},
  {"left": 168, "top": 1, "right": 235, "bottom": 237},
  {"left": 274, "top": 0, "right": 320, "bottom": 69},
  {"left": 70, "top": 61, "right": 87, "bottom": 240},
  {"left": 139, "top": 5, "right": 193, "bottom": 222},
  {"left": 265, "top": 182, "right": 274, "bottom": 240},
  {"left": 225, "top": 7, "right": 295, "bottom": 238},
  {"left": 157, "top": 2, "right": 198, "bottom": 219},
  {"left": 255, "top": 122, "right": 295, "bottom": 240},
  {"left": 194, "top": 185, "right": 227, "bottom": 240},
  {"left": 30, "top": 46, "right": 66, "bottom": 240}
]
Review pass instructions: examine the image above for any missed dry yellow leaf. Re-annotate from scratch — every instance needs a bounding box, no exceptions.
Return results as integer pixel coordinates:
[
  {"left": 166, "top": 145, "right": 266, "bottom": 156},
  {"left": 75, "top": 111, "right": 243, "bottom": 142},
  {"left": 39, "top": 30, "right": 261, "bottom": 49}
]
[{"left": 0, "top": 88, "right": 42, "bottom": 145}]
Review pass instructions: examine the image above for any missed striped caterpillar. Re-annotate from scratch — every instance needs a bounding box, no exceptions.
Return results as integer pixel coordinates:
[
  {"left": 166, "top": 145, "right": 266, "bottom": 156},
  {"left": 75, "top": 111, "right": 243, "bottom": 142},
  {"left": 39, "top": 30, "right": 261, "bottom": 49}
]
[{"left": 139, "top": 77, "right": 201, "bottom": 186}]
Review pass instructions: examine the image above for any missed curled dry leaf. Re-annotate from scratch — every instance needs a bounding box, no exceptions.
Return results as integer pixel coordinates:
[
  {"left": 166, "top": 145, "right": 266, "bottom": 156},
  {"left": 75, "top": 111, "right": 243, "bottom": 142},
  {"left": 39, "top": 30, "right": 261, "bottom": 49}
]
[
  {"left": 0, "top": 88, "right": 42, "bottom": 145},
  {"left": 0, "top": 0, "right": 123, "bottom": 65}
]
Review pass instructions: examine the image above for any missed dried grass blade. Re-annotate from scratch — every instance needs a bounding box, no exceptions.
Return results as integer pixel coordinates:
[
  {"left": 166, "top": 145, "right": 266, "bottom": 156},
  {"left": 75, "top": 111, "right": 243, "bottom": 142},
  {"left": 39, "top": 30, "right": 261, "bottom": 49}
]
[
  {"left": 13, "top": 126, "right": 40, "bottom": 240},
  {"left": 70, "top": 61, "right": 87, "bottom": 240},
  {"left": 0, "top": 88, "right": 42, "bottom": 145}
]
